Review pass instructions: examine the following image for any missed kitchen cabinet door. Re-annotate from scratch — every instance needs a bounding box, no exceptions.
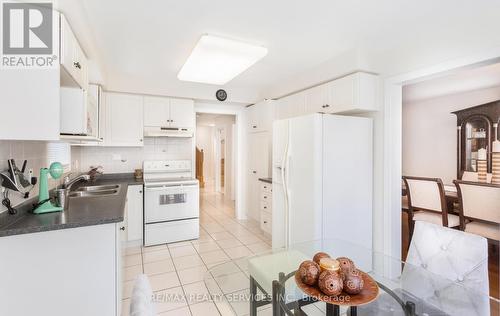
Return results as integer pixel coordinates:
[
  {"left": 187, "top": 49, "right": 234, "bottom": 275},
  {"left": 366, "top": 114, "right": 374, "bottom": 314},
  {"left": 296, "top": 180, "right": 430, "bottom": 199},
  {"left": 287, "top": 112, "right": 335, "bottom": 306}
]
[
  {"left": 247, "top": 132, "right": 271, "bottom": 220},
  {"left": 126, "top": 185, "right": 143, "bottom": 242},
  {"left": 276, "top": 92, "right": 306, "bottom": 119},
  {"left": 144, "top": 96, "right": 169, "bottom": 127},
  {"left": 59, "top": 14, "right": 88, "bottom": 90},
  {"left": 327, "top": 72, "right": 378, "bottom": 113},
  {"left": 105, "top": 93, "right": 144, "bottom": 147},
  {"left": 169, "top": 98, "right": 194, "bottom": 128},
  {"left": 246, "top": 105, "right": 258, "bottom": 132},
  {"left": 305, "top": 84, "right": 330, "bottom": 114}
]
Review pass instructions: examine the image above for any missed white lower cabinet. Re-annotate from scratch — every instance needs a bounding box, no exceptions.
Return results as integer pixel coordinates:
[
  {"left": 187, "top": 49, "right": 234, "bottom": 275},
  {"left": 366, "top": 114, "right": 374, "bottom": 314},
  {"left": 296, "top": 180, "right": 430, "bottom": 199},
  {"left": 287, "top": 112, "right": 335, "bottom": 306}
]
[
  {"left": 259, "top": 181, "right": 273, "bottom": 234},
  {"left": 0, "top": 224, "right": 122, "bottom": 316},
  {"left": 123, "top": 184, "right": 144, "bottom": 245}
]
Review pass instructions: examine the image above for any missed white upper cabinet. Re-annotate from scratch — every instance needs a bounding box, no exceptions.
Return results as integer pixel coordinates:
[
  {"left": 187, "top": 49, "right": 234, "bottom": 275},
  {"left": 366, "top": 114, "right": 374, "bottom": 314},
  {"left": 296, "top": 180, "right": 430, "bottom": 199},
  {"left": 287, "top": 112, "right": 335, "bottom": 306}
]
[
  {"left": 277, "top": 92, "right": 306, "bottom": 119},
  {"left": 305, "top": 84, "right": 329, "bottom": 113},
  {"left": 60, "top": 14, "right": 88, "bottom": 90},
  {"left": 169, "top": 98, "right": 195, "bottom": 128},
  {"left": 104, "top": 92, "right": 144, "bottom": 147},
  {"left": 144, "top": 96, "right": 169, "bottom": 127},
  {"left": 143, "top": 96, "right": 194, "bottom": 128},
  {"left": 326, "top": 72, "right": 378, "bottom": 114},
  {"left": 277, "top": 72, "right": 379, "bottom": 119},
  {"left": 247, "top": 100, "right": 275, "bottom": 133}
]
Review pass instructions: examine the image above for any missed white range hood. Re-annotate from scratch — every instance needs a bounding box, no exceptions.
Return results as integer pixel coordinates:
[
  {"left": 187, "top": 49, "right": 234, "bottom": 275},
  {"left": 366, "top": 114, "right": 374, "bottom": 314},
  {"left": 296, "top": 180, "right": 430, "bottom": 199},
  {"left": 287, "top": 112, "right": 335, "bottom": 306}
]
[{"left": 144, "top": 126, "right": 194, "bottom": 138}]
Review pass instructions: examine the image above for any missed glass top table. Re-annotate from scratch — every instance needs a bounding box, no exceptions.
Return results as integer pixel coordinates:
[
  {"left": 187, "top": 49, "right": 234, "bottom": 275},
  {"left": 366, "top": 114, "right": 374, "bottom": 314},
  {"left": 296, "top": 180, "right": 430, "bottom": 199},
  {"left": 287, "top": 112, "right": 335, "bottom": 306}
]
[{"left": 203, "top": 239, "right": 499, "bottom": 316}]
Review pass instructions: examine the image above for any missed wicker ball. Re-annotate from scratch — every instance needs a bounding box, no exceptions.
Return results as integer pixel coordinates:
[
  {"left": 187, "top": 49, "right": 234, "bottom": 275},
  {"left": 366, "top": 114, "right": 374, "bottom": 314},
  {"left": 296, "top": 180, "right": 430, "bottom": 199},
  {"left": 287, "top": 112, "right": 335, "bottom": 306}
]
[
  {"left": 336, "top": 257, "right": 355, "bottom": 279},
  {"left": 298, "top": 260, "right": 321, "bottom": 286},
  {"left": 318, "top": 270, "right": 343, "bottom": 296},
  {"left": 313, "top": 252, "right": 331, "bottom": 265},
  {"left": 343, "top": 269, "right": 364, "bottom": 294}
]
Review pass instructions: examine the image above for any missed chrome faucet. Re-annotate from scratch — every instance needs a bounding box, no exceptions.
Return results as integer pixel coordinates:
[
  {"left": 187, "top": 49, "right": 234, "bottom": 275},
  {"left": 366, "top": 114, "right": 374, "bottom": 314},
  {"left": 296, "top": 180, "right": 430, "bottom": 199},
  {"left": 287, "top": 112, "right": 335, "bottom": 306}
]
[{"left": 63, "top": 174, "right": 91, "bottom": 190}]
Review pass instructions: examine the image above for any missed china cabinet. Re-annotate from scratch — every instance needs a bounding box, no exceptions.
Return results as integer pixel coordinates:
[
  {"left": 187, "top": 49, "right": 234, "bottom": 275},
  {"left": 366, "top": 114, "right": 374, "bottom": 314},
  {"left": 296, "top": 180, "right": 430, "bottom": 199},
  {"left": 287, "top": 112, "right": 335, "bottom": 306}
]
[{"left": 453, "top": 101, "right": 500, "bottom": 178}]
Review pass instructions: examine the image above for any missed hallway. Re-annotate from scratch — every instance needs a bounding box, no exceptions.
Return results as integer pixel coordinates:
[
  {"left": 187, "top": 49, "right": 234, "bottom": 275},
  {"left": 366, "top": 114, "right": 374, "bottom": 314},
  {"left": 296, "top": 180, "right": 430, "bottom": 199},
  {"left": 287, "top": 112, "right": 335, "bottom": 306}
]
[{"left": 120, "top": 187, "right": 271, "bottom": 316}]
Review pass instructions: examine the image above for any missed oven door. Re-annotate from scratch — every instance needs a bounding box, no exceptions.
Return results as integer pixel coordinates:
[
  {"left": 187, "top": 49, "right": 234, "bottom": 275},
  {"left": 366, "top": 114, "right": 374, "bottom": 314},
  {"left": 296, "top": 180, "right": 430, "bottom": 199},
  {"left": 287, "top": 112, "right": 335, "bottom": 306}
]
[{"left": 144, "top": 183, "right": 199, "bottom": 223}]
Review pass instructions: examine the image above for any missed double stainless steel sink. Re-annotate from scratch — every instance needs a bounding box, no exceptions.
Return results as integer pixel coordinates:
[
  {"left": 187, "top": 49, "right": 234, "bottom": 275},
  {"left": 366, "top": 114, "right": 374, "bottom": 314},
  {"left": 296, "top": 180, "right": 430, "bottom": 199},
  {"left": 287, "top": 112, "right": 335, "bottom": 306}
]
[{"left": 68, "top": 184, "right": 121, "bottom": 198}]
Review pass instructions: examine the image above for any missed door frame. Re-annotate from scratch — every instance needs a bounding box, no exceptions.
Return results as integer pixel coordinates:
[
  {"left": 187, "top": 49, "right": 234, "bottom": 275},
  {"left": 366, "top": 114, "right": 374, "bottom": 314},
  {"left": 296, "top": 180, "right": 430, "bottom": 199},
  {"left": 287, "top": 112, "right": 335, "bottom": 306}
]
[
  {"left": 195, "top": 102, "right": 246, "bottom": 219},
  {"left": 382, "top": 48, "right": 500, "bottom": 259}
]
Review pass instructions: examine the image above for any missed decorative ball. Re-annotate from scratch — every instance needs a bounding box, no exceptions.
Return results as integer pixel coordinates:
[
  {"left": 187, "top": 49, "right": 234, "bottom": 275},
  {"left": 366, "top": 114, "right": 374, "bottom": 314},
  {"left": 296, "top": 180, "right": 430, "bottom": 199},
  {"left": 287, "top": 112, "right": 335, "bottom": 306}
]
[
  {"left": 343, "top": 269, "right": 364, "bottom": 295},
  {"left": 313, "top": 252, "right": 330, "bottom": 265},
  {"left": 318, "top": 270, "right": 343, "bottom": 296},
  {"left": 49, "top": 162, "right": 64, "bottom": 180},
  {"left": 337, "top": 257, "right": 355, "bottom": 279},
  {"left": 298, "top": 260, "right": 320, "bottom": 286}
]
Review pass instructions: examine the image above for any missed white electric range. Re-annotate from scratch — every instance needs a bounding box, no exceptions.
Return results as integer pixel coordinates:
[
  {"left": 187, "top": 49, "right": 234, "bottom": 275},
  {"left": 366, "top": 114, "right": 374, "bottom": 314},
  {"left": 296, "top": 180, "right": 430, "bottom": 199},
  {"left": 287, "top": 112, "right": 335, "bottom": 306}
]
[{"left": 143, "top": 160, "right": 199, "bottom": 246}]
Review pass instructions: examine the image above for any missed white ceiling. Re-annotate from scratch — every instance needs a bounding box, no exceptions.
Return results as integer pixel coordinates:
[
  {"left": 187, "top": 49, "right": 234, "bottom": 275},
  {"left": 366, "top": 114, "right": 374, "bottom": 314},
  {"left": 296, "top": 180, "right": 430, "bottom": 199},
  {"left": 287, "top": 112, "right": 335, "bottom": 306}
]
[
  {"left": 403, "top": 62, "right": 500, "bottom": 103},
  {"left": 57, "top": 0, "right": 500, "bottom": 103}
]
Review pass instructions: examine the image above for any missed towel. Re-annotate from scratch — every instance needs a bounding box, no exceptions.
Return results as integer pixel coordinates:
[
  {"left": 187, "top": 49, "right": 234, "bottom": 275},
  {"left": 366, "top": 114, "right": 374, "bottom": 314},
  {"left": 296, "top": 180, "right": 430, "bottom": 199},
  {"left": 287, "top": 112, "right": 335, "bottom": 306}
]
[{"left": 130, "top": 274, "right": 156, "bottom": 316}]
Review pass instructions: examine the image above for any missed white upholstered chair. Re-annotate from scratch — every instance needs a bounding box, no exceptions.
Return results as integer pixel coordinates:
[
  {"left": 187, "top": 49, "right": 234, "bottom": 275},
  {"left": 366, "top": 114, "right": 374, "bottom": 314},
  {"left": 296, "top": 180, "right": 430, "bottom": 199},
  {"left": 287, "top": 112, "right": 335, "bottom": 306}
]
[
  {"left": 402, "top": 221, "right": 490, "bottom": 316},
  {"left": 359, "top": 221, "right": 490, "bottom": 315},
  {"left": 454, "top": 180, "right": 500, "bottom": 241},
  {"left": 403, "top": 176, "right": 460, "bottom": 238}
]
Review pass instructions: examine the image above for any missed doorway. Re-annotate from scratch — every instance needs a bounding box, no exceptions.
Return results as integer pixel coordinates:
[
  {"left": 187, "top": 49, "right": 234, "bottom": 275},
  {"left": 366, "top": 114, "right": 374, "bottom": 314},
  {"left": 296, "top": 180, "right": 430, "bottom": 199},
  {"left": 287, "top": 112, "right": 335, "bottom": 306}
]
[{"left": 195, "top": 113, "right": 236, "bottom": 207}]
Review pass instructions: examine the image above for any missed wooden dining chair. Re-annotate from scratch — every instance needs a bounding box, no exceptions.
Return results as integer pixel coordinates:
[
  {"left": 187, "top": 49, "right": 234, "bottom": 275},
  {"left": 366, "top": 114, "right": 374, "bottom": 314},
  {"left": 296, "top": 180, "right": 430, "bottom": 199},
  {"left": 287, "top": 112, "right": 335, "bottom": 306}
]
[
  {"left": 402, "top": 176, "right": 460, "bottom": 239},
  {"left": 453, "top": 180, "right": 500, "bottom": 241}
]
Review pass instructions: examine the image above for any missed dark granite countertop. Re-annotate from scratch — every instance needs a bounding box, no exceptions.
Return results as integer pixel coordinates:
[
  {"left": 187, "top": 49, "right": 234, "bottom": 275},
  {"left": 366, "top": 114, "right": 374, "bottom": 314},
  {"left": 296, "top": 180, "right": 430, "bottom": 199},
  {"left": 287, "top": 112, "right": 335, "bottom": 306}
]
[
  {"left": 258, "top": 177, "right": 272, "bottom": 184},
  {"left": 0, "top": 173, "right": 143, "bottom": 237}
]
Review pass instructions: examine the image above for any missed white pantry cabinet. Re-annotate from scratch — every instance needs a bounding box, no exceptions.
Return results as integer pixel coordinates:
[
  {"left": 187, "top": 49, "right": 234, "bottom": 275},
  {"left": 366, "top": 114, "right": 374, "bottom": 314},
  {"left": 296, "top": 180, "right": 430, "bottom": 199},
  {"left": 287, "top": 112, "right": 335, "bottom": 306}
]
[
  {"left": 60, "top": 14, "right": 88, "bottom": 90},
  {"left": 103, "top": 92, "right": 144, "bottom": 147},
  {"left": 0, "top": 223, "right": 122, "bottom": 316},
  {"left": 144, "top": 96, "right": 194, "bottom": 128},
  {"left": 247, "top": 132, "right": 271, "bottom": 220},
  {"left": 247, "top": 100, "right": 275, "bottom": 133},
  {"left": 122, "top": 184, "right": 144, "bottom": 244}
]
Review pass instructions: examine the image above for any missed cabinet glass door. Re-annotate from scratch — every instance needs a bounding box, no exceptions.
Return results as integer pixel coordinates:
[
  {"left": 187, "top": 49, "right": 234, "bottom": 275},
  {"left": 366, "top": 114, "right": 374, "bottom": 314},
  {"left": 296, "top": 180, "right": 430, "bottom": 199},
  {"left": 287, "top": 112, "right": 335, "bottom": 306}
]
[{"left": 461, "top": 116, "right": 491, "bottom": 173}]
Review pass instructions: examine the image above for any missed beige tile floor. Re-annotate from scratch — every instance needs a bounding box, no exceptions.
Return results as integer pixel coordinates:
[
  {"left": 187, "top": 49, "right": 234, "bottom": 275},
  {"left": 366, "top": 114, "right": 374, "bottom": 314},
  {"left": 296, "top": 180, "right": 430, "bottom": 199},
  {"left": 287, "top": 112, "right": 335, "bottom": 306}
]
[{"left": 121, "top": 186, "right": 273, "bottom": 316}]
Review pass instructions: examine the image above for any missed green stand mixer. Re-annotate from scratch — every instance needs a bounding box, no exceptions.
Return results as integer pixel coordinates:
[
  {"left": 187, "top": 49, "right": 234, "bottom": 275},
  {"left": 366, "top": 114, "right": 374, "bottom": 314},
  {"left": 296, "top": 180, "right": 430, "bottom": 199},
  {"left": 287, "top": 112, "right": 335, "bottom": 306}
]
[{"left": 33, "top": 162, "right": 64, "bottom": 214}]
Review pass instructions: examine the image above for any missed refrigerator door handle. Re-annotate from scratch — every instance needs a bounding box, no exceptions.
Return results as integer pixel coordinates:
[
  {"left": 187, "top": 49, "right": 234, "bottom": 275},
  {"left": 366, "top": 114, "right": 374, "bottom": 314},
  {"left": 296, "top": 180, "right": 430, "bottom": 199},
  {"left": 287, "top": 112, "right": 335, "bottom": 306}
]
[{"left": 281, "top": 124, "right": 290, "bottom": 248}]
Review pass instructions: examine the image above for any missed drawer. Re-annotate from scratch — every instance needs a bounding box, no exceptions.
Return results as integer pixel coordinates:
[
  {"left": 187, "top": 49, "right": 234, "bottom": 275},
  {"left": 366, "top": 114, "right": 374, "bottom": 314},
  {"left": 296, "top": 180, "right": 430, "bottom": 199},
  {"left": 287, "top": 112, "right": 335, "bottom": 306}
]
[
  {"left": 260, "top": 182, "right": 272, "bottom": 193},
  {"left": 261, "top": 191, "right": 272, "bottom": 203},
  {"left": 260, "top": 200, "right": 272, "bottom": 213},
  {"left": 144, "top": 219, "right": 199, "bottom": 246},
  {"left": 260, "top": 211, "right": 272, "bottom": 234}
]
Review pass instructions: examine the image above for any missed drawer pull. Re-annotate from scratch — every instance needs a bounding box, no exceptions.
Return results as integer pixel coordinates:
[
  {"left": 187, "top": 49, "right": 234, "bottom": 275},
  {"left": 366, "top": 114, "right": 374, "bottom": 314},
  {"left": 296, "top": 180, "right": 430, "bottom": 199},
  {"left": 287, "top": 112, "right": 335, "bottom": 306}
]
[
  {"left": 263, "top": 221, "right": 267, "bottom": 224},
  {"left": 264, "top": 206, "right": 267, "bottom": 209}
]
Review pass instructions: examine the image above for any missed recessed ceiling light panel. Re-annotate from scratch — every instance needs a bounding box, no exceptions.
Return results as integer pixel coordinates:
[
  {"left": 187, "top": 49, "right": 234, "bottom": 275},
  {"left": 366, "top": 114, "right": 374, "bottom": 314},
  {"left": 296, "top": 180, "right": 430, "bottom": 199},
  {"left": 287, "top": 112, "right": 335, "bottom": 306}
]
[{"left": 178, "top": 35, "right": 267, "bottom": 85}]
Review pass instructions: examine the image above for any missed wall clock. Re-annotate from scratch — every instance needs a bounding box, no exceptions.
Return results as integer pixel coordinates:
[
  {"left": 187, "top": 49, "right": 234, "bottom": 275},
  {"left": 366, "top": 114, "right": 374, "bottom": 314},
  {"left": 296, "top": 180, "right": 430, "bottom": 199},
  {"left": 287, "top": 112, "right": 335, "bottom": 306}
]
[{"left": 216, "top": 89, "right": 227, "bottom": 101}]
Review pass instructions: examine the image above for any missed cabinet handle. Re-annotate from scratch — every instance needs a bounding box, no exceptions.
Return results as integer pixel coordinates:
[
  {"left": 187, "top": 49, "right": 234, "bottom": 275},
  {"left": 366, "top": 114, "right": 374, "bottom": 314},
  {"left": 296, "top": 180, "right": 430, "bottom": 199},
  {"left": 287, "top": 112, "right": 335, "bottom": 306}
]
[
  {"left": 139, "top": 139, "right": 143, "bottom": 142},
  {"left": 322, "top": 104, "right": 330, "bottom": 108},
  {"left": 253, "top": 171, "right": 257, "bottom": 174},
  {"left": 263, "top": 221, "right": 268, "bottom": 224},
  {"left": 73, "top": 61, "right": 81, "bottom": 69},
  {"left": 139, "top": 191, "right": 142, "bottom": 194},
  {"left": 252, "top": 125, "right": 257, "bottom": 129},
  {"left": 120, "top": 227, "right": 125, "bottom": 231},
  {"left": 264, "top": 206, "right": 267, "bottom": 209},
  {"left": 264, "top": 196, "right": 267, "bottom": 199}
]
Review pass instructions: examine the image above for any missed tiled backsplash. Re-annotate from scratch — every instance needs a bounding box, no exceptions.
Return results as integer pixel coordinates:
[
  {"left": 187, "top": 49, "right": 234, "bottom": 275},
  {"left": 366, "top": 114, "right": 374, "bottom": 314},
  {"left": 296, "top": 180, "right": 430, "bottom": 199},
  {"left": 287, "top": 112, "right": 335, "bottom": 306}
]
[
  {"left": 0, "top": 137, "right": 192, "bottom": 214},
  {"left": 77, "top": 137, "right": 193, "bottom": 174},
  {"left": 0, "top": 141, "right": 80, "bottom": 214}
]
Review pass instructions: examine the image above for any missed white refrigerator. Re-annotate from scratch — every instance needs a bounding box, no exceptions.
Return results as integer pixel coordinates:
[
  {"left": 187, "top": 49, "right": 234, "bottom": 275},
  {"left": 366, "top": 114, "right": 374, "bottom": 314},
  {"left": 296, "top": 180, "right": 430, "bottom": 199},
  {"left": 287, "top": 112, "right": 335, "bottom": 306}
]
[{"left": 272, "top": 113, "right": 373, "bottom": 250}]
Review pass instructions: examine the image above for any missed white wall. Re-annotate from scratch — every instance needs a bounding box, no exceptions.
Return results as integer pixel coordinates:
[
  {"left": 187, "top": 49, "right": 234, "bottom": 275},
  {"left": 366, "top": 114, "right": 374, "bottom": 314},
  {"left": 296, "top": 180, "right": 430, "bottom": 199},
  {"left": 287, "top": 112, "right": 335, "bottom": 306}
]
[
  {"left": 403, "top": 85, "right": 500, "bottom": 184},
  {"left": 195, "top": 126, "right": 215, "bottom": 182}
]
